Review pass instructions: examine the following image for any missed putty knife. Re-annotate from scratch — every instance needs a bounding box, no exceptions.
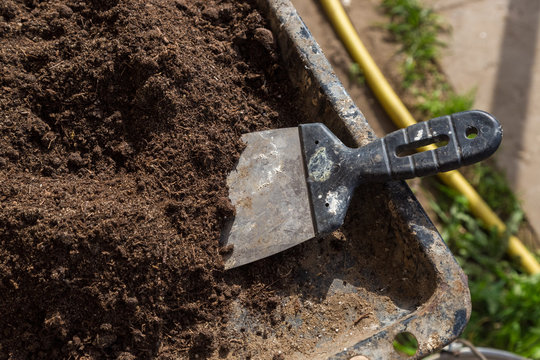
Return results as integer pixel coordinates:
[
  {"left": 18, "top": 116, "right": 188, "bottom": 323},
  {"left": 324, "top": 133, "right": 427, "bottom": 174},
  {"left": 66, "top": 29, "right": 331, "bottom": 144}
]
[{"left": 222, "top": 110, "right": 502, "bottom": 269}]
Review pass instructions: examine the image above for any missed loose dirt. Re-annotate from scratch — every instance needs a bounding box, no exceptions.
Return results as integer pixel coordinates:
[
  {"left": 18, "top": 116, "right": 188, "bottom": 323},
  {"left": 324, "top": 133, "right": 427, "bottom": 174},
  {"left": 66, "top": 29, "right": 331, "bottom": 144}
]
[
  {"left": 0, "top": 1, "right": 436, "bottom": 359},
  {"left": 0, "top": 0, "right": 303, "bottom": 358}
]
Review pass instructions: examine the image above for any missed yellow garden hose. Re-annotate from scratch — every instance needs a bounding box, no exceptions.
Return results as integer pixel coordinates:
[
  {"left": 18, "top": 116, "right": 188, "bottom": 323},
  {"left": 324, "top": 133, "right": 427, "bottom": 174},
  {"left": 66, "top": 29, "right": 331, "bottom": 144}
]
[{"left": 319, "top": 0, "right": 540, "bottom": 274}]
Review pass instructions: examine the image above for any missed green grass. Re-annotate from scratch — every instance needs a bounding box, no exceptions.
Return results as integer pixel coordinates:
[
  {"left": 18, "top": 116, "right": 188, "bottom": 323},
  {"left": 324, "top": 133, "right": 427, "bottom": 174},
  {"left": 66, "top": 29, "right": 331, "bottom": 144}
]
[
  {"left": 348, "top": 62, "right": 366, "bottom": 85},
  {"left": 393, "top": 332, "right": 419, "bottom": 356},
  {"left": 470, "top": 163, "right": 520, "bottom": 220},
  {"left": 416, "top": 86, "right": 475, "bottom": 118},
  {"left": 379, "top": 0, "right": 540, "bottom": 358},
  {"left": 430, "top": 177, "right": 540, "bottom": 359},
  {"left": 459, "top": 164, "right": 540, "bottom": 360},
  {"left": 381, "top": 0, "right": 445, "bottom": 87},
  {"left": 380, "top": 0, "right": 475, "bottom": 119}
]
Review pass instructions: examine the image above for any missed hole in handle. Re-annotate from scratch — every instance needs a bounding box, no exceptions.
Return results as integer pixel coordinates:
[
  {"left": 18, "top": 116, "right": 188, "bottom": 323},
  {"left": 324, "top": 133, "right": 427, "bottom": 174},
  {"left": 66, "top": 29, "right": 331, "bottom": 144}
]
[
  {"left": 466, "top": 126, "right": 478, "bottom": 139},
  {"left": 396, "top": 135, "right": 450, "bottom": 157},
  {"left": 393, "top": 332, "right": 418, "bottom": 357}
]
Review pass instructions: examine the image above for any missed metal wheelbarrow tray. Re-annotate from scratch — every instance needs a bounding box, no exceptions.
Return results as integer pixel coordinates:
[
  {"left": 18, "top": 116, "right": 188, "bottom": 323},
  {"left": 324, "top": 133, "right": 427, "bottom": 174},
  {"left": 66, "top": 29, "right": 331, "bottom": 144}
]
[{"left": 223, "top": 1, "right": 471, "bottom": 359}]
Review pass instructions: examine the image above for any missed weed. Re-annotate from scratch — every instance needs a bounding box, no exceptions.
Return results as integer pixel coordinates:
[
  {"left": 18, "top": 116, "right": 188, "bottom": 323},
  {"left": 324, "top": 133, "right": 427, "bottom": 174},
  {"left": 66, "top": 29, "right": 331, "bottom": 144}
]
[
  {"left": 470, "top": 163, "right": 520, "bottom": 220},
  {"left": 430, "top": 180, "right": 540, "bottom": 359},
  {"left": 393, "top": 332, "right": 418, "bottom": 356},
  {"left": 380, "top": 0, "right": 445, "bottom": 87},
  {"left": 416, "top": 86, "right": 475, "bottom": 118},
  {"left": 348, "top": 62, "right": 366, "bottom": 85}
]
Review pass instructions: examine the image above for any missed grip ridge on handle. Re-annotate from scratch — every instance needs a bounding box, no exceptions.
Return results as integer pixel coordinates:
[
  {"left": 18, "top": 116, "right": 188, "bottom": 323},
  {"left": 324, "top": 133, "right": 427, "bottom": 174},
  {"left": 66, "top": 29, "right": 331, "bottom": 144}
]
[
  {"left": 379, "top": 137, "right": 392, "bottom": 179},
  {"left": 298, "top": 110, "right": 502, "bottom": 235},
  {"left": 434, "top": 115, "right": 462, "bottom": 171}
]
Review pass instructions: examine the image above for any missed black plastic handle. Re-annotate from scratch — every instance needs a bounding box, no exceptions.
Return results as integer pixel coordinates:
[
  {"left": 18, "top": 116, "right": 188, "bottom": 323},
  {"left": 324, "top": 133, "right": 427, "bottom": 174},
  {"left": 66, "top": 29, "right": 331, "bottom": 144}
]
[
  {"left": 299, "top": 110, "right": 502, "bottom": 234},
  {"left": 355, "top": 110, "right": 503, "bottom": 181}
]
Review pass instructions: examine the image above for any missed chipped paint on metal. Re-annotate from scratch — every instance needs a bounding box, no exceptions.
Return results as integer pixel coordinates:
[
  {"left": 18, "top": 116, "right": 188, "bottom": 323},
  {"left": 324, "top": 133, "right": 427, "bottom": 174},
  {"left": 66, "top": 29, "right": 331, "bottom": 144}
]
[
  {"left": 325, "top": 185, "right": 348, "bottom": 215},
  {"left": 325, "top": 190, "right": 340, "bottom": 215},
  {"left": 308, "top": 147, "right": 333, "bottom": 182}
]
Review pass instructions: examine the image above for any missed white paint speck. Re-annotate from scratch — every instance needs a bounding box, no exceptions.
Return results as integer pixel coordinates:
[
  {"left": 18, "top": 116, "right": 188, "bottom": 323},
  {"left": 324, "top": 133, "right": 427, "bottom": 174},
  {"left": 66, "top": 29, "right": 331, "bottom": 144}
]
[
  {"left": 325, "top": 190, "right": 342, "bottom": 215},
  {"left": 414, "top": 129, "right": 423, "bottom": 141}
]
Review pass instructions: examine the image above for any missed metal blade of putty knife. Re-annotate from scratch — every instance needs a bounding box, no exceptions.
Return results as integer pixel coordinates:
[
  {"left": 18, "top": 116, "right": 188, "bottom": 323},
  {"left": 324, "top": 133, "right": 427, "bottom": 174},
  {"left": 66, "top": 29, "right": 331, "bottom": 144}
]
[
  {"left": 221, "top": 127, "right": 315, "bottom": 269},
  {"left": 222, "top": 110, "right": 502, "bottom": 269}
]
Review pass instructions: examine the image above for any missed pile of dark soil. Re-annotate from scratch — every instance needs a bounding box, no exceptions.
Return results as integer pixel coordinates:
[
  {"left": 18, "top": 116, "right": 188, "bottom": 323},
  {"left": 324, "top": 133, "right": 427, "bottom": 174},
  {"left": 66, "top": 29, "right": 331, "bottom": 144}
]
[{"left": 0, "top": 0, "right": 303, "bottom": 358}]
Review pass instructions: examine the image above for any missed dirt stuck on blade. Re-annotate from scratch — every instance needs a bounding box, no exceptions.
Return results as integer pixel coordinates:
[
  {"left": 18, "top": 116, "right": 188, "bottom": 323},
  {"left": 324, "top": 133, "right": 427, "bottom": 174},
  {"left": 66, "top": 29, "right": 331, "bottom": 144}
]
[{"left": 0, "top": 0, "right": 303, "bottom": 358}]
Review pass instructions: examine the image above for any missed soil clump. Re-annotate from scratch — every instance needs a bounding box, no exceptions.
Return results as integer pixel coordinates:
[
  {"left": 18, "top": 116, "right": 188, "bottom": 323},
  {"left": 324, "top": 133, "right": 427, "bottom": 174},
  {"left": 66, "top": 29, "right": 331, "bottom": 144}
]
[{"left": 0, "top": 0, "right": 302, "bottom": 358}]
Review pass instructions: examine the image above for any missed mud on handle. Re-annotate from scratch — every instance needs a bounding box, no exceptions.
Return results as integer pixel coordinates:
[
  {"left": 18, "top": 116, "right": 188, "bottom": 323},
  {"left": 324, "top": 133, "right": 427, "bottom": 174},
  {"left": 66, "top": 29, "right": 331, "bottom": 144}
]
[{"left": 299, "top": 110, "right": 502, "bottom": 234}]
